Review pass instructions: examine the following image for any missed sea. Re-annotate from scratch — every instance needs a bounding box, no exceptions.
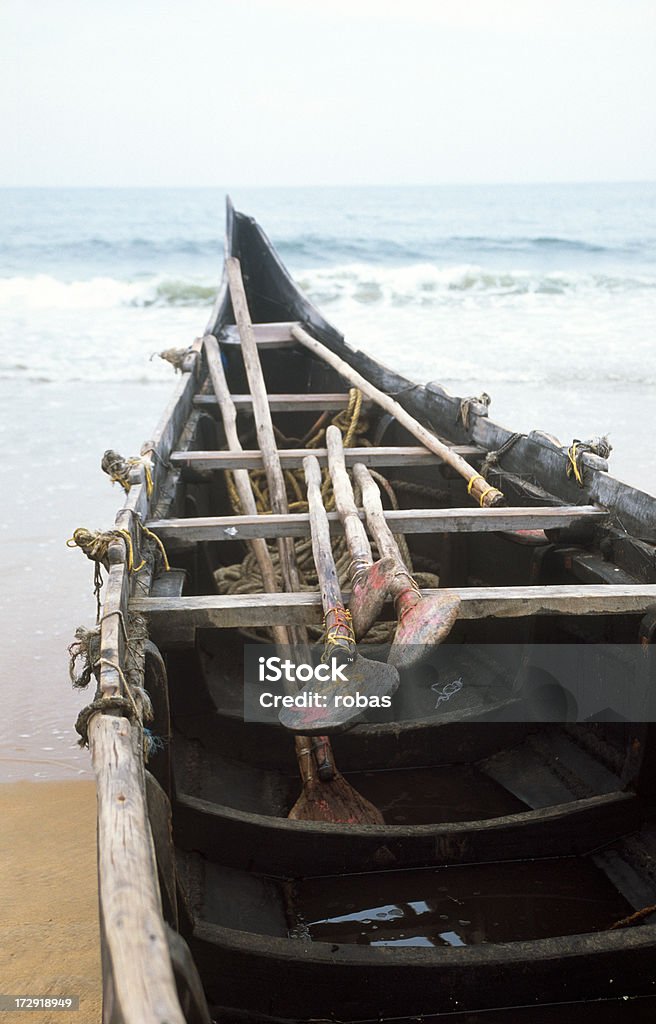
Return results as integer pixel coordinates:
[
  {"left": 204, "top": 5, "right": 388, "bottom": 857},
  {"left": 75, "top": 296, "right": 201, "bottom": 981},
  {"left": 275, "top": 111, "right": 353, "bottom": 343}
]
[{"left": 1, "top": 183, "right": 654, "bottom": 780}]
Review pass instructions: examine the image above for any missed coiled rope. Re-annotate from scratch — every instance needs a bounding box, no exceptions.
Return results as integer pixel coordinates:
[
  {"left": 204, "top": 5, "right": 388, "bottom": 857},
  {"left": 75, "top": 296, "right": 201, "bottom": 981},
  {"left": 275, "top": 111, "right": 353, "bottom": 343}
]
[
  {"left": 214, "top": 388, "right": 438, "bottom": 643},
  {"left": 70, "top": 612, "right": 159, "bottom": 758}
]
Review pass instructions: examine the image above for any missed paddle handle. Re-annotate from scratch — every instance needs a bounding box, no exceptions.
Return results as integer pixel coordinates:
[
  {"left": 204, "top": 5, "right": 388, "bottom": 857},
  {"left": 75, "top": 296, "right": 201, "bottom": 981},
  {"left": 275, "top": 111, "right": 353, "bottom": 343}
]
[
  {"left": 326, "top": 425, "right": 374, "bottom": 579},
  {"left": 292, "top": 324, "right": 504, "bottom": 508},
  {"left": 304, "top": 455, "right": 355, "bottom": 661},
  {"left": 353, "top": 462, "right": 404, "bottom": 563},
  {"left": 304, "top": 455, "right": 344, "bottom": 611},
  {"left": 353, "top": 462, "right": 424, "bottom": 617}
]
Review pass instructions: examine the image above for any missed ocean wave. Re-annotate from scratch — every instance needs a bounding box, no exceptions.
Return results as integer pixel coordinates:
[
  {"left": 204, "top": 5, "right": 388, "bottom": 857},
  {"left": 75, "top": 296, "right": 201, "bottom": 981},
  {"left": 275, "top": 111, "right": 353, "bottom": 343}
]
[
  {"left": 0, "top": 263, "right": 654, "bottom": 314},
  {"left": 0, "top": 274, "right": 217, "bottom": 309},
  {"left": 298, "top": 263, "right": 656, "bottom": 304}
]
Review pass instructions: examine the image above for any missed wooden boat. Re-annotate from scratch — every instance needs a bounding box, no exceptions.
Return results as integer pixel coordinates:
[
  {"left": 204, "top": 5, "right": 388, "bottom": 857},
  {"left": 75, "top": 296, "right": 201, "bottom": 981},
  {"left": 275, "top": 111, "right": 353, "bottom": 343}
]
[{"left": 73, "top": 199, "right": 656, "bottom": 1024}]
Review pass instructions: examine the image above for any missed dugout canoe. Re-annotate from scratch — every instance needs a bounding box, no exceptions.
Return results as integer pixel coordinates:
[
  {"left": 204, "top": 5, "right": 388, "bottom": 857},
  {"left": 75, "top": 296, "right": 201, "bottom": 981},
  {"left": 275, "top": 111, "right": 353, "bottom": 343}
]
[{"left": 74, "top": 199, "right": 656, "bottom": 1024}]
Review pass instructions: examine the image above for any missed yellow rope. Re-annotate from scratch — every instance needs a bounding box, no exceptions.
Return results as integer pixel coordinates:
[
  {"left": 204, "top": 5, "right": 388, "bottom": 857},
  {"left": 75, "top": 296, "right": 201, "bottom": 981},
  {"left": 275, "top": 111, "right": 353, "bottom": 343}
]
[
  {"left": 66, "top": 527, "right": 143, "bottom": 573},
  {"left": 467, "top": 473, "right": 484, "bottom": 495},
  {"left": 341, "top": 389, "right": 362, "bottom": 448},
  {"left": 116, "top": 528, "right": 145, "bottom": 573},
  {"left": 138, "top": 522, "right": 171, "bottom": 571},
  {"left": 477, "top": 486, "right": 495, "bottom": 507},
  {"left": 567, "top": 442, "right": 585, "bottom": 486},
  {"left": 103, "top": 450, "right": 154, "bottom": 497},
  {"left": 322, "top": 606, "right": 355, "bottom": 660}
]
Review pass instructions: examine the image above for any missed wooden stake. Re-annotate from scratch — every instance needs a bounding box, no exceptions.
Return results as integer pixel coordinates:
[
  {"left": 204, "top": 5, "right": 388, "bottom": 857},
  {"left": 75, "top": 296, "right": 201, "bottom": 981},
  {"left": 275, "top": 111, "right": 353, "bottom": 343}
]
[
  {"left": 226, "top": 258, "right": 300, "bottom": 593},
  {"left": 291, "top": 324, "right": 505, "bottom": 507}
]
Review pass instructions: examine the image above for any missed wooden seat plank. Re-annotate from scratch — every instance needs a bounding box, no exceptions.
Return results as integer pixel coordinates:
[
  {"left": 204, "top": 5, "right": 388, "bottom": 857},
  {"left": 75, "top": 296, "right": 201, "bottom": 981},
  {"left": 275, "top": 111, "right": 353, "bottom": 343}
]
[
  {"left": 147, "top": 505, "right": 607, "bottom": 541},
  {"left": 131, "top": 584, "right": 656, "bottom": 635},
  {"left": 219, "top": 322, "right": 300, "bottom": 348},
  {"left": 194, "top": 392, "right": 371, "bottom": 412},
  {"left": 170, "top": 445, "right": 483, "bottom": 471}
]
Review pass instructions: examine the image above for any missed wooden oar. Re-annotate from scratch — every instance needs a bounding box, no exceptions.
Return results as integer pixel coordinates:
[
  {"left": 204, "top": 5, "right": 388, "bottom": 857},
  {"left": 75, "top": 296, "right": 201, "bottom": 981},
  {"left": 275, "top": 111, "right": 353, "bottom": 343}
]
[
  {"left": 226, "top": 258, "right": 385, "bottom": 825},
  {"left": 291, "top": 324, "right": 505, "bottom": 508},
  {"left": 204, "top": 334, "right": 329, "bottom": 816},
  {"left": 353, "top": 463, "right": 461, "bottom": 669},
  {"left": 279, "top": 456, "right": 400, "bottom": 734},
  {"left": 326, "top": 424, "right": 395, "bottom": 638}
]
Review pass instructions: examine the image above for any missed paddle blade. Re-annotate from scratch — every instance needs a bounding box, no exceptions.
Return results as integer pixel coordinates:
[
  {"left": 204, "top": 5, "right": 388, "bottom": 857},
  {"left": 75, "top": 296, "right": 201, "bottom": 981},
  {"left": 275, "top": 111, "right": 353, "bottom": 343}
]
[
  {"left": 349, "top": 556, "right": 396, "bottom": 638},
  {"left": 389, "top": 592, "right": 461, "bottom": 669},
  {"left": 278, "top": 653, "right": 400, "bottom": 734},
  {"left": 288, "top": 771, "right": 384, "bottom": 825}
]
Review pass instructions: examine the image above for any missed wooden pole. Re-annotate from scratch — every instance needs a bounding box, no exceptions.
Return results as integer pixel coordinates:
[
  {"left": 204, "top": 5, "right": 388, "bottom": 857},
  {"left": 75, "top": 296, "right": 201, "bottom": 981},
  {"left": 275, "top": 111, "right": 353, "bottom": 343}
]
[
  {"left": 291, "top": 324, "right": 505, "bottom": 507},
  {"left": 326, "top": 424, "right": 373, "bottom": 568},
  {"left": 227, "top": 258, "right": 301, "bottom": 593},
  {"left": 326, "top": 424, "right": 395, "bottom": 638},
  {"left": 204, "top": 334, "right": 288, "bottom": 649}
]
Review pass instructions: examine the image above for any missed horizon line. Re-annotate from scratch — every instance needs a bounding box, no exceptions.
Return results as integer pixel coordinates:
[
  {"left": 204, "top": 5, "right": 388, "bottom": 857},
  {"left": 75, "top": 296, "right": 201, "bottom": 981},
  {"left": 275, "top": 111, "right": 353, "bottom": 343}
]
[{"left": 1, "top": 179, "right": 655, "bottom": 190}]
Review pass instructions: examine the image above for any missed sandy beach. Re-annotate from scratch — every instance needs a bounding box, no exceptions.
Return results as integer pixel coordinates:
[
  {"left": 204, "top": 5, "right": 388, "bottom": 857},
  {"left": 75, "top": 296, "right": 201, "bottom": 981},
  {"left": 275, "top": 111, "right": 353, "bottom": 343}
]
[{"left": 0, "top": 781, "right": 101, "bottom": 1022}]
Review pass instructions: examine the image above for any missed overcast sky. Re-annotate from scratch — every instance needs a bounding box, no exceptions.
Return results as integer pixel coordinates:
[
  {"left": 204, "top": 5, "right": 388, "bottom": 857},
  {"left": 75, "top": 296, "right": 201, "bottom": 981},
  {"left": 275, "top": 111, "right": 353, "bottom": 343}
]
[{"left": 1, "top": 0, "right": 654, "bottom": 186}]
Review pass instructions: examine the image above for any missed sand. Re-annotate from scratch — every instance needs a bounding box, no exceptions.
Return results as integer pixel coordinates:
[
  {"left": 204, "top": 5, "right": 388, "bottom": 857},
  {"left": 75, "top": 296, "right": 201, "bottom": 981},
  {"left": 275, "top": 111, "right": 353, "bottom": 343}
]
[{"left": 0, "top": 781, "right": 101, "bottom": 1023}]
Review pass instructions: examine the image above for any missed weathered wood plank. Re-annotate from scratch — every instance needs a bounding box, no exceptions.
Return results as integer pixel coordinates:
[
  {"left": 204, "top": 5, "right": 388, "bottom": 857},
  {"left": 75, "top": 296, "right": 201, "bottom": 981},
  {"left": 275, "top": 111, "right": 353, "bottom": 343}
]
[
  {"left": 131, "top": 583, "right": 656, "bottom": 632},
  {"left": 194, "top": 392, "right": 370, "bottom": 412},
  {"left": 169, "top": 444, "right": 482, "bottom": 471},
  {"left": 147, "top": 505, "right": 607, "bottom": 541},
  {"left": 99, "top": 542, "right": 130, "bottom": 698},
  {"left": 89, "top": 714, "right": 185, "bottom": 1024},
  {"left": 220, "top": 321, "right": 300, "bottom": 348}
]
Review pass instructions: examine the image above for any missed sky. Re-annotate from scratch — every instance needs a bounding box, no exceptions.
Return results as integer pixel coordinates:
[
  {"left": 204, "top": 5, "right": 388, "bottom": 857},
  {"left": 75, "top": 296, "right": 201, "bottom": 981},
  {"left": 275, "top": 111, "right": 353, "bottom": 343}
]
[{"left": 1, "top": 0, "right": 655, "bottom": 186}]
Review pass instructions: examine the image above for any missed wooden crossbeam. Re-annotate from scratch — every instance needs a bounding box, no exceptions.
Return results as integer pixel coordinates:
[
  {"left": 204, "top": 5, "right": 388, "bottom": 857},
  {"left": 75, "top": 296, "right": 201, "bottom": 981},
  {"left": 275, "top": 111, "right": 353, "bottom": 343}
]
[
  {"left": 131, "top": 584, "right": 656, "bottom": 633},
  {"left": 220, "top": 322, "right": 300, "bottom": 348},
  {"left": 147, "top": 505, "right": 607, "bottom": 542},
  {"left": 194, "top": 392, "right": 369, "bottom": 412},
  {"left": 170, "top": 444, "right": 483, "bottom": 471}
]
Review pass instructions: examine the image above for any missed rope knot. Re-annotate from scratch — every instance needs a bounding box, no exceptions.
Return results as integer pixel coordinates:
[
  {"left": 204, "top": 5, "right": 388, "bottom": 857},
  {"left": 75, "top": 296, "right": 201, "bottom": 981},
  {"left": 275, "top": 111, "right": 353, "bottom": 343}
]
[
  {"left": 152, "top": 346, "right": 193, "bottom": 372},
  {"left": 457, "top": 392, "right": 491, "bottom": 431},
  {"left": 322, "top": 606, "right": 355, "bottom": 661},
  {"left": 101, "top": 449, "right": 154, "bottom": 497},
  {"left": 566, "top": 435, "right": 612, "bottom": 487}
]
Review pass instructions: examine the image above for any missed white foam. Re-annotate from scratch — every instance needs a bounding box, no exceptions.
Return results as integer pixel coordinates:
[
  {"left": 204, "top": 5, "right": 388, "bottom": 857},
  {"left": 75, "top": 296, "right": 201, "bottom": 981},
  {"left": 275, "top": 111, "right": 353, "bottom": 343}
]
[
  {"left": 0, "top": 274, "right": 216, "bottom": 310},
  {"left": 298, "top": 262, "right": 656, "bottom": 305}
]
